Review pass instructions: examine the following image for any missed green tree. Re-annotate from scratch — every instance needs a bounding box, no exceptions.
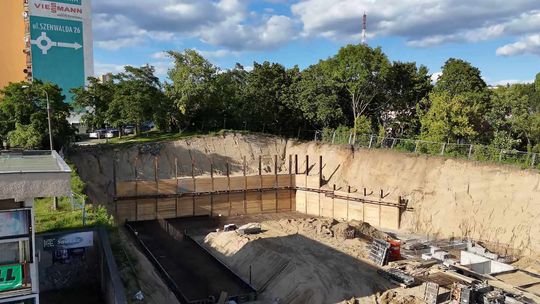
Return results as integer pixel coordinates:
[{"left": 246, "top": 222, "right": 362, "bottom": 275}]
[
  {"left": 107, "top": 65, "right": 167, "bottom": 134},
  {"left": 71, "top": 76, "right": 115, "bottom": 130},
  {"left": 327, "top": 44, "right": 391, "bottom": 136},
  {"left": 419, "top": 59, "right": 491, "bottom": 143},
  {"left": 166, "top": 49, "right": 218, "bottom": 130},
  {"left": 7, "top": 123, "right": 42, "bottom": 149},
  {"left": 0, "top": 80, "right": 73, "bottom": 149},
  {"left": 384, "top": 62, "right": 432, "bottom": 137}
]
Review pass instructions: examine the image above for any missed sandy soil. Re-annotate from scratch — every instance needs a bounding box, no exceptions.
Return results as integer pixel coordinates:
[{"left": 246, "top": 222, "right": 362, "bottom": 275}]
[{"left": 198, "top": 217, "right": 424, "bottom": 304}]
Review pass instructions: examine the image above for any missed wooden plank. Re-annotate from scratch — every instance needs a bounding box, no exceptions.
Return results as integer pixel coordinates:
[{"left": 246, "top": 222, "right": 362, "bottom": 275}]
[
  {"left": 364, "top": 204, "right": 380, "bottom": 227},
  {"left": 195, "top": 178, "right": 213, "bottom": 192},
  {"left": 306, "top": 192, "right": 320, "bottom": 216},
  {"left": 261, "top": 175, "right": 276, "bottom": 188},
  {"left": 333, "top": 198, "right": 348, "bottom": 221},
  {"left": 212, "top": 194, "right": 229, "bottom": 216},
  {"left": 158, "top": 179, "right": 177, "bottom": 195},
  {"left": 137, "top": 199, "right": 157, "bottom": 220},
  {"left": 246, "top": 176, "right": 261, "bottom": 190},
  {"left": 137, "top": 181, "right": 158, "bottom": 195},
  {"left": 229, "top": 176, "right": 246, "bottom": 191},
  {"left": 295, "top": 190, "right": 306, "bottom": 213},
  {"left": 177, "top": 197, "right": 194, "bottom": 217},
  {"left": 117, "top": 182, "right": 136, "bottom": 196},
  {"left": 229, "top": 193, "right": 245, "bottom": 216},
  {"left": 348, "top": 201, "right": 364, "bottom": 222},
  {"left": 213, "top": 177, "right": 229, "bottom": 192},
  {"left": 194, "top": 196, "right": 211, "bottom": 216},
  {"left": 295, "top": 174, "right": 306, "bottom": 188},
  {"left": 320, "top": 194, "right": 333, "bottom": 218},
  {"left": 246, "top": 192, "right": 261, "bottom": 214},
  {"left": 277, "top": 175, "right": 292, "bottom": 187},
  {"left": 116, "top": 200, "right": 136, "bottom": 222},
  {"left": 276, "top": 190, "right": 291, "bottom": 212},
  {"left": 306, "top": 176, "right": 320, "bottom": 188},
  {"left": 261, "top": 192, "right": 276, "bottom": 213},
  {"left": 178, "top": 178, "right": 195, "bottom": 193},
  {"left": 157, "top": 199, "right": 176, "bottom": 219},
  {"left": 380, "top": 205, "right": 400, "bottom": 230}
]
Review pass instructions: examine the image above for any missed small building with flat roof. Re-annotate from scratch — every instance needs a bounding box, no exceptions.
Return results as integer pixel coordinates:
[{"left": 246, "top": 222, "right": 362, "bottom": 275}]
[{"left": 0, "top": 150, "right": 71, "bottom": 304}]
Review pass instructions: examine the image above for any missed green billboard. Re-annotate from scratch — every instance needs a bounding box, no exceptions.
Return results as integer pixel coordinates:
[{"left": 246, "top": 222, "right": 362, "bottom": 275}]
[
  {"left": 0, "top": 264, "right": 23, "bottom": 292},
  {"left": 29, "top": 0, "right": 93, "bottom": 102}
]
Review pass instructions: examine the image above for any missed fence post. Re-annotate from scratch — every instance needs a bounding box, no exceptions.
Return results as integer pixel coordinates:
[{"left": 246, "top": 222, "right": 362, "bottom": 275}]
[
  {"left": 440, "top": 143, "right": 446, "bottom": 156},
  {"left": 331, "top": 130, "right": 336, "bottom": 144},
  {"left": 414, "top": 140, "right": 419, "bottom": 153},
  {"left": 368, "top": 135, "right": 374, "bottom": 148},
  {"left": 314, "top": 131, "right": 318, "bottom": 141},
  {"left": 499, "top": 150, "right": 504, "bottom": 162},
  {"left": 391, "top": 138, "right": 397, "bottom": 149},
  {"left": 531, "top": 153, "right": 537, "bottom": 168},
  {"left": 348, "top": 132, "right": 352, "bottom": 145},
  {"left": 468, "top": 145, "right": 473, "bottom": 159}
]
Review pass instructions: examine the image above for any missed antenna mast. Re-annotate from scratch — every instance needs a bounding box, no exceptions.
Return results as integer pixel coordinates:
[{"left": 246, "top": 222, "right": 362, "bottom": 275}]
[{"left": 361, "top": 12, "right": 367, "bottom": 45}]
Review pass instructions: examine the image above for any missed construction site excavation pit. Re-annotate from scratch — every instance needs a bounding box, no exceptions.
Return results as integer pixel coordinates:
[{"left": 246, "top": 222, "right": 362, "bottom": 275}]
[{"left": 68, "top": 132, "right": 540, "bottom": 303}]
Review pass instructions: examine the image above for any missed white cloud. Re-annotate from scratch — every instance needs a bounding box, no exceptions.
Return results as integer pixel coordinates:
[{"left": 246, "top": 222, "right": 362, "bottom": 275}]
[
  {"left": 93, "top": 0, "right": 297, "bottom": 52},
  {"left": 291, "top": 1, "right": 540, "bottom": 52},
  {"left": 194, "top": 49, "right": 240, "bottom": 58},
  {"left": 490, "top": 79, "right": 534, "bottom": 86},
  {"left": 496, "top": 34, "right": 540, "bottom": 56},
  {"left": 431, "top": 72, "right": 442, "bottom": 84}
]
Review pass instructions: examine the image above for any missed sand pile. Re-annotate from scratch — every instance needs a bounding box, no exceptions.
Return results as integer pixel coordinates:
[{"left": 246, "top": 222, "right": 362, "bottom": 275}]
[
  {"left": 376, "top": 291, "right": 423, "bottom": 304},
  {"left": 201, "top": 219, "right": 393, "bottom": 304},
  {"left": 276, "top": 218, "right": 389, "bottom": 241}
]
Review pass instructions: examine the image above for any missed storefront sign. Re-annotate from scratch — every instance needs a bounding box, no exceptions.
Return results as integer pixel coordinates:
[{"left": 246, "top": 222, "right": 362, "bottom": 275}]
[
  {"left": 0, "top": 264, "right": 23, "bottom": 292},
  {"left": 43, "top": 231, "right": 93, "bottom": 250}
]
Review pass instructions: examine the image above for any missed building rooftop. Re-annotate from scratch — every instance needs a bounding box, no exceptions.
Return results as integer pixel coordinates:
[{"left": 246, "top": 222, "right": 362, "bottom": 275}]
[
  {"left": 0, "top": 151, "right": 71, "bottom": 200},
  {"left": 0, "top": 151, "right": 71, "bottom": 173}
]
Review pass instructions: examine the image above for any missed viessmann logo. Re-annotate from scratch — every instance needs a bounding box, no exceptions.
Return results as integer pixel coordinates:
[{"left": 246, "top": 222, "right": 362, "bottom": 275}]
[{"left": 34, "top": 1, "right": 83, "bottom": 15}]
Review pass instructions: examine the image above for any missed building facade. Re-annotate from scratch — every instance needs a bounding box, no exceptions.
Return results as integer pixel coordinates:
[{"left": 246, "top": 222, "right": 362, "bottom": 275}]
[
  {"left": 0, "top": 151, "right": 71, "bottom": 304},
  {"left": 0, "top": 0, "right": 93, "bottom": 102}
]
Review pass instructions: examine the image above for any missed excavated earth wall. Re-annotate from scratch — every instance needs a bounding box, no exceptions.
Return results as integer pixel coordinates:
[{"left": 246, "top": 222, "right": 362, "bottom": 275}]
[{"left": 69, "top": 133, "right": 540, "bottom": 254}]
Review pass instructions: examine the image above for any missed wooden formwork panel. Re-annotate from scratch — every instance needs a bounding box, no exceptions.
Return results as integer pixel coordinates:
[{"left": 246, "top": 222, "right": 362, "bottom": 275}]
[
  {"left": 158, "top": 179, "right": 177, "bottom": 195},
  {"left": 229, "top": 176, "right": 246, "bottom": 191},
  {"left": 137, "top": 181, "right": 158, "bottom": 195},
  {"left": 277, "top": 175, "right": 292, "bottom": 187},
  {"left": 306, "top": 176, "right": 320, "bottom": 189},
  {"left": 276, "top": 190, "right": 291, "bottom": 212},
  {"left": 348, "top": 201, "right": 364, "bottom": 222},
  {"left": 261, "top": 192, "right": 276, "bottom": 213},
  {"left": 320, "top": 194, "right": 334, "bottom": 218},
  {"left": 157, "top": 199, "right": 176, "bottom": 219},
  {"left": 305, "top": 192, "right": 320, "bottom": 216},
  {"left": 364, "top": 205, "right": 380, "bottom": 227},
  {"left": 117, "top": 182, "right": 136, "bottom": 196},
  {"left": 212, "top": 194, "right": 229, "bottom": 216},
  {"left": 333, "top": 198, "right": 348, "bottom": 221},
  {"left": 194, "top": 196, "right": 211, "bottom": 216},
  {"left": 195, "top": 178, "right": 213, "bottom": 192},
  {"left": 137, "top": 199, "right": 157, "bottom": 220},
  {"left": 178, "top": 178, "right": 195, "bottom": 193},
  {"left": 245, "top": 192, "right": 261, "bottom": 214},
  {"left": 295, "top": 175, "right": 307, "bottom": 188},
  {"left": 295, "top": 190, "right": 306, "bottom": 213},
  {"left": 380, "top": 206, "right": 400, "bottom": 230},
  {"left": 290, "top": 192, "right": 296, "bottom": 211},
  {"left": 246, "top": 176, "right": 261, "bottom": 190},
  {"left": 177, "top": 197, "right": 194, "bottom": 217},
  {"left": 213, "top": 177, "right": 229, "bottom": 192},
  {"left": 229, "top": 193, "right": 245, "bottom": 216},
  {"left": 116, "top": 200, "right": 136, "bottom": 222},
  {"left": 261, "top": 175, "right": 276, "bottom": 188}
]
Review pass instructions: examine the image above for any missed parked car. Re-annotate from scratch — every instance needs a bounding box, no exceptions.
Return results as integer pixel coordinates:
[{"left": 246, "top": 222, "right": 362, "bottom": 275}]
[
  {"left": 88, "top": 129, "right": 107, "bottom": 139},
  {"left": 123, "top": 126, "right": 135, "bottom": 135},
  {"left": 105, "top": 129, "right": 119, "bottom": 138}
]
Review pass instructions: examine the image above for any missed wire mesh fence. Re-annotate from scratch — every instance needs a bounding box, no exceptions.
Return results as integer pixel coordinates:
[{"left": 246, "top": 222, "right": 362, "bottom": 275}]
[{"left": 313, "top": 129, "right": 539, "bottom": 170}]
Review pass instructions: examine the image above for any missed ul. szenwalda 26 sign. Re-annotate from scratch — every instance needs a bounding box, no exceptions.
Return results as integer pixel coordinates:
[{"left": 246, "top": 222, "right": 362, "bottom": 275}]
[{"left": 29, "top": 0, "right": 93, "bottom": 102}]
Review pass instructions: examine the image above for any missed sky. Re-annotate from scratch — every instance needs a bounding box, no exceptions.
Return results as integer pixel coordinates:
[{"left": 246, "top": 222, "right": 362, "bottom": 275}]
[{"left": 91, "top": 0, "right": 540, "bottom": 85}]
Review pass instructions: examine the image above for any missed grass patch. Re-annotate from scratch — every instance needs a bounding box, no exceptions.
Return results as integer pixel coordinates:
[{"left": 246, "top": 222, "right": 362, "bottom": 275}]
[{"left": 105, "top": 130, "right": 203, "bottom": 145}]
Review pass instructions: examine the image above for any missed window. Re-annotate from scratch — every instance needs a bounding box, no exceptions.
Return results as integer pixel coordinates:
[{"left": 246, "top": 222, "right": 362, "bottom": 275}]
[
  {"left": 0, "top": 240, "right": 30, "bottom": 265},
  {"left": 0, "top": 210, "right": 30, "bottom": 239}
]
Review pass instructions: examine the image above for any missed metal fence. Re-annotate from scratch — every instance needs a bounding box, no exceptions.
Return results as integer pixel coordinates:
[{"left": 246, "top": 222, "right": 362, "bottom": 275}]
[{"left": 313, "top": 131, "right": 539, "bottom": 170}]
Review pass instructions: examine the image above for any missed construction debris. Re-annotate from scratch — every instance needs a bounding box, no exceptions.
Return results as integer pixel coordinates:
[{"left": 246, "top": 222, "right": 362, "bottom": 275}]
[
  {"left": 237, "top": 223, "right": 261, "bottom": 235},
  {"left": 370, "top": 238, "right": 391, "bottom": 266}
]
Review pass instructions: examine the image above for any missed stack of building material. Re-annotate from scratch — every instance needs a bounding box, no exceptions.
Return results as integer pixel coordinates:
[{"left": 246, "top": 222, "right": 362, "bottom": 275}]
[{"left": 370, "top": 239, "right": 391, "bottom": 266}]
